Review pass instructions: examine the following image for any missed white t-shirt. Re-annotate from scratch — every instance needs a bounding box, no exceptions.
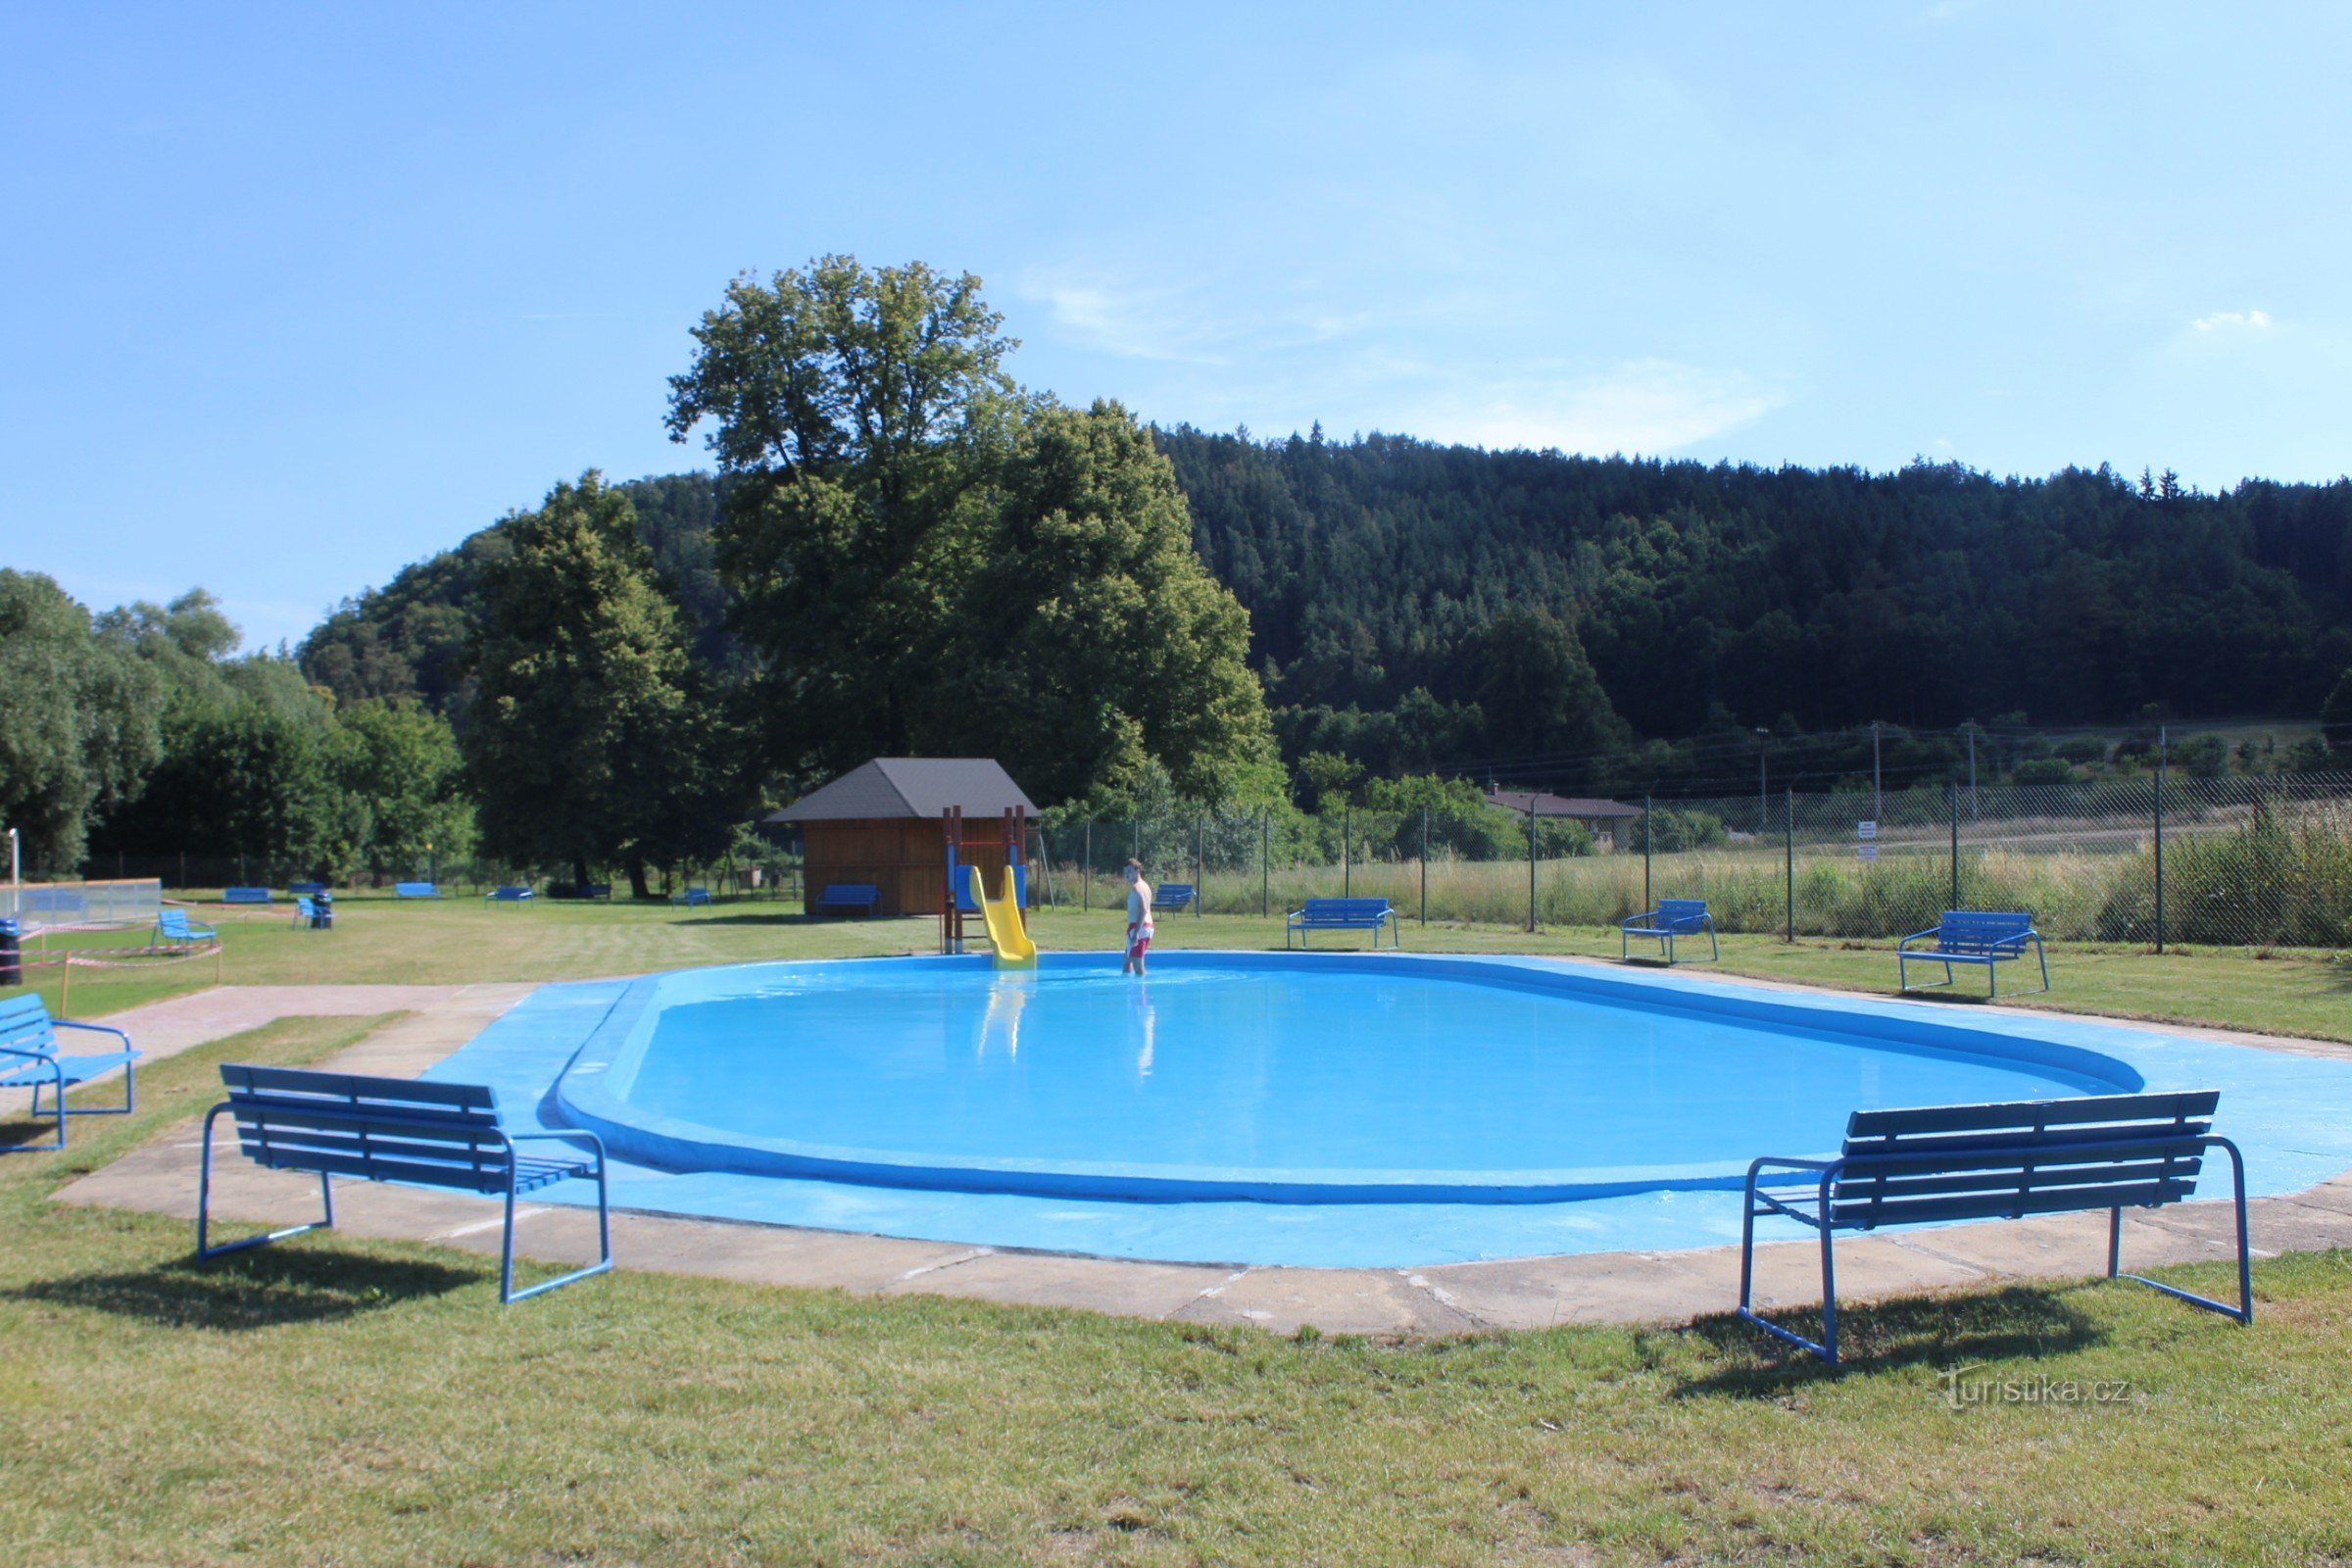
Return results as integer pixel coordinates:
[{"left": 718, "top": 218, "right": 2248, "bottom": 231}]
[{"left": 1127, "top": 879, "right": 1154, "bottom": 927}]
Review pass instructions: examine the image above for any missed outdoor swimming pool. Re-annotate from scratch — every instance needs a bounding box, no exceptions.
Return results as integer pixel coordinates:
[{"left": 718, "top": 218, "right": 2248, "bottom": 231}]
[
  {"left": 553, "top": 953, "right": 2140, "bottom": 1204},
  {"left": 428, "top": 952, "right": 2352, "bottom": 1265}
]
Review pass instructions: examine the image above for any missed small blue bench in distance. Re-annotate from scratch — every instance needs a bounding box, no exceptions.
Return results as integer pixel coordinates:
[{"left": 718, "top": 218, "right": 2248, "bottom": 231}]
[
  {"left": 1621, "top": 898, "right": 1717, "bottom": 964},
  {"left": 153, "top": 907, "right": 218, "bottom": 949},
  {"left": 198, "top": 1064, "right": 611, "bottom": 1303},
  {"left": 221, "top": 887, "right": 272, "bottom": 906},
  {"left": 485, "top": 886, "right": 535, "bottom": 906},
  {"left": 1287, "top": 897, "right": 1398, "bottom": 950},
  {"left": 669, "top": 887, "right": 713, "bottom": 907},
  {"left": 1739, "top": 1090, "right": 2247, "bottom": 1364},
  {"left": 817, "top": 883, "right": 882, "bottom": 917},
  {"left": 1151, "top": 882, "right": 1197, "bottom": 912},
  {"left": 394, "top": 882, "right": 440, "bottom": 899},
  {"left": 0, "top": 994, "right": 139, "bottom": 1152},
  {"left": 1898, "top": 910, "right": 2047, "bottom": 998}
]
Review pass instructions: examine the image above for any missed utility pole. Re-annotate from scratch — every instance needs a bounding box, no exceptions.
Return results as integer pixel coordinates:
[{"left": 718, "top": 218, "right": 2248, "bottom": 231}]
[
  {"left": 1871, "top": 720, "right": 1884, "bottom": 821},
  {"left": 1755, "top": 727, "right": 1771, "bottom": 836}
]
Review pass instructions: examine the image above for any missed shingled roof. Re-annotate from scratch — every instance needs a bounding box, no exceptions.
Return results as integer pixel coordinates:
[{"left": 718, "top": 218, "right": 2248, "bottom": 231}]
[
  {"left": 766, "top": 759, "right": 1037, "bottom": 823},
  {"left": 1485, "top": 789, "right": 1642, "bottom": 820}
]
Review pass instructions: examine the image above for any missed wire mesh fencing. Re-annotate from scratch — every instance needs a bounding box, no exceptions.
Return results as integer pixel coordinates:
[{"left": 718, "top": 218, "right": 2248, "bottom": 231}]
[{"left": 1036, "top": 769, "right": 2352, "bottom": 950}]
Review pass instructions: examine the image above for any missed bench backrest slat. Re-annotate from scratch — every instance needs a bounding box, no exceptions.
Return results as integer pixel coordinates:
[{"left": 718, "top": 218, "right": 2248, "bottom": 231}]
[
  {"left": 1830, "top": 1091, "right": 2216, "bottom": 1229},
  {"left": 1648, "top": 899, "right": 1710, "bottom": 930},
  {"left": 395, "top": 882, "right": 438, "bottom": 897},
  {"left": 1930, "top": 910, "right": 2036, "bottom": 954},
  {"left": 219, "top": 1065, "right": 513, "bottom": 1193},
  {"left": 0, "top": 994, "right": 57, "bottom": 1054},
  {"left": 223, "top": 887, "right": 271, "bottom": 904},
  {"left": 1298, "top": 898, "right": 1393, "bottom": 919}
]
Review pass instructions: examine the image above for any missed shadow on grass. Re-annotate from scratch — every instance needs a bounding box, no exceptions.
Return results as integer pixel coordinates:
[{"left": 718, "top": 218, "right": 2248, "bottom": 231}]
[
  {"left": 1665, "top": 1283, "right": 2108, "bottom": 1395},
  {"left": 5, "top": 1247, "right": 479, "bottom": 1330}
]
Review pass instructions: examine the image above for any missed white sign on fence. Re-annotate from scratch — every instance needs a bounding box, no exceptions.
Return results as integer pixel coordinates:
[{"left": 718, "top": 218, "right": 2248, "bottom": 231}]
[
  {"left": 1857, "top": 820, "right": 1878, "bottom": 840},
  {"left": 1856, "top": 844, "right": 1880, "bottom": 863}
]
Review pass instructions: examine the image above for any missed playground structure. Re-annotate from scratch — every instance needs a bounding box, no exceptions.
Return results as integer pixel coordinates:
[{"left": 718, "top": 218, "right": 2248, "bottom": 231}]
[{"left": 942, "top": 806, "right": 1033, "bottom": 963}]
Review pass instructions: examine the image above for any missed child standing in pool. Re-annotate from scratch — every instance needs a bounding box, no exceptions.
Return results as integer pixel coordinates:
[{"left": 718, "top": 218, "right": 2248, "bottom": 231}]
[{"left": 1122, "top": 858, "right": 1153, "bottom": 976}]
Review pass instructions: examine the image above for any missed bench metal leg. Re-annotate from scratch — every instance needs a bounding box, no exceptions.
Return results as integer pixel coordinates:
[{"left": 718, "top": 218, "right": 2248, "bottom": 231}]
[
  {"left": 196, "top": 1104, "right": 335, "bottom": 1261},
  {"left": 500, "top": 1158, "right": 613, "bottom": 1304},
  {"left": 1735, "top": 1170, "right": 1841, "bottom": 1365},
  {"left": 2106, "top": 1138, "right": 2253, "bottom": 1325},
  {"left": 5, "top": 1060, "right": 69, "bottom": 1152}
]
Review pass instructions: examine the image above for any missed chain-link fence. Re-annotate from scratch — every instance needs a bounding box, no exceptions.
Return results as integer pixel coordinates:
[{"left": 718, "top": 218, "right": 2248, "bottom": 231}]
[{"left": 1038, "top": 770, "right": 2352, "bottom": 951}]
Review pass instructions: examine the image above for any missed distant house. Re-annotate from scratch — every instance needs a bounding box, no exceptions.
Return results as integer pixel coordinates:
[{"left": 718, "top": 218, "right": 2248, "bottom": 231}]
[
  {"left": 767, "top": 758, "right": 1037, "bottom": 917},
  {"left": 1484, "top": 789, "right": 1643, "bottom": 852}
]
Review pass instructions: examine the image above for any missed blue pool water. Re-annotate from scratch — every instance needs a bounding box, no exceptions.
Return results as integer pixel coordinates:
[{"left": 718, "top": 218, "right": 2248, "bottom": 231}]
[
  {"left": 430, "top": 952, "right": 2352, "bottom": 1265},
  {"left": 555, "top": 953, "right": 2138, "bottom": 1204}
]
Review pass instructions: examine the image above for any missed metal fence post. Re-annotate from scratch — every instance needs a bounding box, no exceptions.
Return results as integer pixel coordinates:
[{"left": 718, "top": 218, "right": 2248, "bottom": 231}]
[
  {"left": 1527, "top": 802, "right": 1538, "bottom": 933},
  {"left": 1261, "top": 811, "right": 1270, "bottom": 918},
  {"left": 1642, "top": 793, "right": 1652, "bottom": 913},
  {"left": 1344, "top": 804, "right": 1352, "bottom": 898},
  {"left": 1785, "top": 788, "right": 1794, "bottom": 942},
  {"left": 1083, "top": 821, "right": 1092, "bottom": 912},
  {"left": 1949, "top": 780, "right": 1961, "bottom": 913},
  {"left": 1196, "top": 817, "right": 1203, "bottom": 918},
  {"left": 1420, "top": 806, "right": 1429, "bottom": 926},
  {"left": 2153, "top": 741, "right": 2167, "bottom": 955}
]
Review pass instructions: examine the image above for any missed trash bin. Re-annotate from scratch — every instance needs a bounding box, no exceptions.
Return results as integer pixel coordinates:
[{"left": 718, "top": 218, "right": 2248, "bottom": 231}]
[
  {"left": 0, "top": 918, "right": 18, "bottom": 987},
  {"left": 312, "top": 892, "right": 334, "bottom": 931}
]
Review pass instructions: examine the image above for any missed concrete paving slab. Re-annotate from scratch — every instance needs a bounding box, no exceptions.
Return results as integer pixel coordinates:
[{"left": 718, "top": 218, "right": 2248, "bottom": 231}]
[
  {"left": 1419, "top": 1251, "right": 1720, "bottom": 1329},
  {"left": 1172, "top": 1266, "right": 1478, "bottom": 1336},
  {"left": 1662, "top": 1234, "right": 1989, "bottom": 1311},
  {"left": 882, "top": 1250, "right": 1240, "bottom": 1318}
]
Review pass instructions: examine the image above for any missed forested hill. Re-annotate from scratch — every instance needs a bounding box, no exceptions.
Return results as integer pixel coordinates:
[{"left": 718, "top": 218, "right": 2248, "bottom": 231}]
[
  {"left": 301, "top": 438, "right": 2352, "bottom": 763},
  {"left": 1157, "top": 430, "right": 2352, "bottom": 742}
]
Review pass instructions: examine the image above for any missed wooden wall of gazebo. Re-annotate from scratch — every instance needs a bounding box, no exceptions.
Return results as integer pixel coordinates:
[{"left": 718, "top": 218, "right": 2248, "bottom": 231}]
[{"left": 801, "top": 818, "right": 1016, "bottom": 918}]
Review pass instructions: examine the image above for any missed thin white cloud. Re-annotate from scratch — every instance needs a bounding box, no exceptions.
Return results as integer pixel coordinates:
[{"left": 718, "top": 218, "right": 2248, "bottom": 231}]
[
  {"left": 2192, "top": 309, "right": 2275, "bottom": 333},
  {"left": 1398, "top": 359, "right": 1786, "bottom": 456},
  {"left": 1015, "top": 266, "right": 1375, "bottom": 366}
]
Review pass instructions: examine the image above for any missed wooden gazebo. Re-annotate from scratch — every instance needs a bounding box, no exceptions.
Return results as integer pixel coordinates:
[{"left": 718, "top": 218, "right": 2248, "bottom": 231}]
[{"left": 767, "top": 758, "right": 1037, "bottom": 918}]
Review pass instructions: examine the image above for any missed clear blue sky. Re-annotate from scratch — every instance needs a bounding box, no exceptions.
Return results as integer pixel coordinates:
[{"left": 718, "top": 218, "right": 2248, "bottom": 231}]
[{"left": 6, "top": 2, "right": 2347, "bottom": 651}]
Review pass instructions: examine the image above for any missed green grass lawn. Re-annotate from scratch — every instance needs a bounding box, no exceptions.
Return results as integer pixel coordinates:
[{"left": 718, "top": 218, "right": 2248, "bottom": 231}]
[
  {"left": 5, "top": 1014, "right": 2352, "bottom": 1564},
  {"left": 12, "top": 892, "right": 2349, "bottom": 1043}
]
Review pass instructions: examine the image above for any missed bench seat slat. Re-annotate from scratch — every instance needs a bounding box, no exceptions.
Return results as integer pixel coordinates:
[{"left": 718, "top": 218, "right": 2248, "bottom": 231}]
[
  {"left": 1834, "top": 1178, "right": 2199, "bottom": 1228},
  {"left": 1, "top": 1051, "right": 139, "bottom": 1087},
  {"left": 1837, "top": 1157, "right": 2204, "bottom": 1203}
]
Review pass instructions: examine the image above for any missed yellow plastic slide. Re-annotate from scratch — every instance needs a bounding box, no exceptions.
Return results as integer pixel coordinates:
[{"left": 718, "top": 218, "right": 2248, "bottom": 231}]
[{"left": 967, "top": 864, "right": 1037, "bottom": 968}]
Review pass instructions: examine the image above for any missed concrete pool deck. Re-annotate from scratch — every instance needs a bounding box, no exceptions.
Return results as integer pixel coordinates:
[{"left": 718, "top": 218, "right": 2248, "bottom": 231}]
[{"left": 48, "top": 969, "right": 2352, "bottom": 1337}]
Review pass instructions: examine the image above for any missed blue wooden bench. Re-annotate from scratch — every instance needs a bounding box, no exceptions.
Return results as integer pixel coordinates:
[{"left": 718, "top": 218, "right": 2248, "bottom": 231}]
[
  {"left": 198, "top": 1064, "right": 611, "bottom": 1303},
  {"left": 818, "top": 883, "right": 881, "bottom": 917},
  {"left": 582, "top": 882, "right": 612, "bottom": 901},
  {"left": 288, "top": 881, "right": 325, "bottom": 896},
  {"left": 0, "top": 994, "right": 138, "bottom": 1152},
  {"left": 152, "top": 907, "right": 218, "bottom": 949},
  {"left": 394, "top": 882, "right": 440, "bottom": 899},
  {"left": 222, "top": 887, "right": 272, "bottom": 906},
  {"left": 485, "top": 885, "right": 535, "bottom": 905},
  {"left": 1738, "top": 1090, "right": 2247, "bottom": 1364},
  {"left": 669, "top": 887, "right": 713, "bottom": 907},
  {"left": 1286, "top": 897, "right": 1398, "bottom": 949},
  {"left": 1621, "top": 898, "right": 1717, "bottom": 964},
  {"left": 1898, "top": 910, "right": 2048, "bottom": 998},
  {"left": 1152, "top": 882, "right": 1197, "bottom": 912}
]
